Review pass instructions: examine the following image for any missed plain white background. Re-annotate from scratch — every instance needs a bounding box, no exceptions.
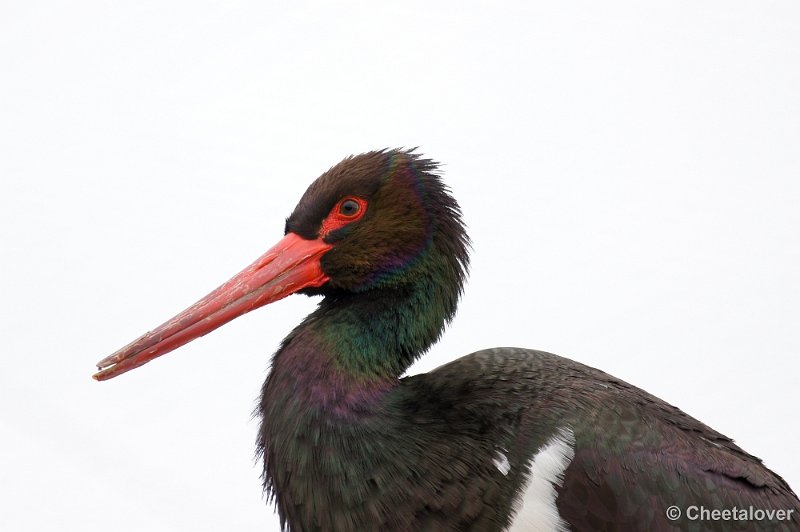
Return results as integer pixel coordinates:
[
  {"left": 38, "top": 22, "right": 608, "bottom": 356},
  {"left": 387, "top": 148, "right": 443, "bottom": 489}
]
[{"left": 2, "top": 2, "right": 798, "bottom": 530}]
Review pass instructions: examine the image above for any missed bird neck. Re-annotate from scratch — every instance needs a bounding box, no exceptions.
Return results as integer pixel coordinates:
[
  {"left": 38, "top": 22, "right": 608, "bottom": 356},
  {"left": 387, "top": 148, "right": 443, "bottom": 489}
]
[
  {"left": 263, "top": 277, "right": 457, "bottom": 417},
  {"left": 257, "top": 264, "right": 466, "bottom": 527},
  {"left": 319, "top": 284, "right": 452, "bottom": 376}
]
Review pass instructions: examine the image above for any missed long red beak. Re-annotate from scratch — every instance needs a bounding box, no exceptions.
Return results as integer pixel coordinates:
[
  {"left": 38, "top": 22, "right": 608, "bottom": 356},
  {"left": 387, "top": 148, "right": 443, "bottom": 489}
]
[{"left": 93, "top": 232, "right": 332, "bottom": 381}]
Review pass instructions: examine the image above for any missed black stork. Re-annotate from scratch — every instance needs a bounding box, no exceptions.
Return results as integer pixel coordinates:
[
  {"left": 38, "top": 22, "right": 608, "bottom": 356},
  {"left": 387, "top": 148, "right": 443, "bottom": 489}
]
[{"left": 95, "top": 149, "right": 800, "bottom": 531}]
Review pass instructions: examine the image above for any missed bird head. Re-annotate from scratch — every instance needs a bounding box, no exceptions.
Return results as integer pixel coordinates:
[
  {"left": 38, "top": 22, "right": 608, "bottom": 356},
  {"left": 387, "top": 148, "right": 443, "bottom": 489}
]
[{"left": 93, "top": 149, "right": 468, "bottom": 380}]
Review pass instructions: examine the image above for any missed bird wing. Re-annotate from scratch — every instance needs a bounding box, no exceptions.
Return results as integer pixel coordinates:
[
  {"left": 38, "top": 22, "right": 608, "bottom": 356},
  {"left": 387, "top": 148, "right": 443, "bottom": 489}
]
[{"left": 424, "top": 348, "right": 800, "bottom": 531}]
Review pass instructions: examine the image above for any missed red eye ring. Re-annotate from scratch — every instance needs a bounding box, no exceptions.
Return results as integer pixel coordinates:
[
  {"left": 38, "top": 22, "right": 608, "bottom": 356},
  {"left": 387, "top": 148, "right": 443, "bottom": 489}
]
[{"left": 320, "top": 196, "right": 368, "bottom": 236}]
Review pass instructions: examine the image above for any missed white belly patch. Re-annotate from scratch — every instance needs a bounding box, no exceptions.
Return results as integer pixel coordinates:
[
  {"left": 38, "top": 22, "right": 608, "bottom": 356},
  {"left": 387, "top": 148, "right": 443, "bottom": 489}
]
[{"left": 507, "top": 427, "right": 576, "bottom": 532}]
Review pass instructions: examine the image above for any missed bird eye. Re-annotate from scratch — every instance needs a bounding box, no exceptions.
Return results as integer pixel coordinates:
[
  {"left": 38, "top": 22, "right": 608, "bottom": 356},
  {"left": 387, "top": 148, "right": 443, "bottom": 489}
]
[
  {"left": 320, "top": 196, "right": 367, "bottom": 236},
  {"left": 339, "top": 199, "right": 361, "bottom": 217}
]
